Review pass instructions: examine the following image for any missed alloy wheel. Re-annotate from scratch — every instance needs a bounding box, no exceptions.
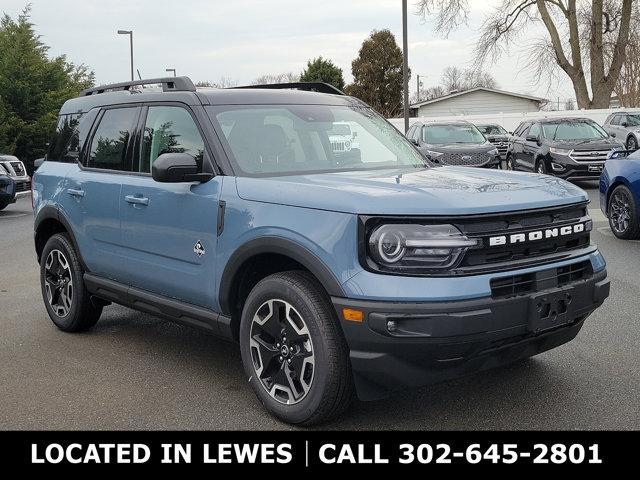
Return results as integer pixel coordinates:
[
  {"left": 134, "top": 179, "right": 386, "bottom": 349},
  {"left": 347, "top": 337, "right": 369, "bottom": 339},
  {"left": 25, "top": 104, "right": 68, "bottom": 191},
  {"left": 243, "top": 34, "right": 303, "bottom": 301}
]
[
  {"left": 610, "top": 190, "right": 632, "bottom": 234},
  {"left": 627, "top": 136, "right": 638, "bottom": 151},
  {"left": 44, "top": 249, "right": 73, "bottom": 317},
  {"left": 249, "top": 299, "right": 315, "bottom": 405}
]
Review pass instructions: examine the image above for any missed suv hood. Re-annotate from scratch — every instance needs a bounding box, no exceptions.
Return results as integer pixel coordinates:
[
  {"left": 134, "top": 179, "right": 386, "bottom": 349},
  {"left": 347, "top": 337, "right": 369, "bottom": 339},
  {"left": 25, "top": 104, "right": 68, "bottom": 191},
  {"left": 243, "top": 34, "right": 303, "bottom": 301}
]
[
  {"left": 236, "top": 167, "right": 588, "bottom": 216},
  {"left": 549, "top": 138, "right": 621, "bottom": 150}
]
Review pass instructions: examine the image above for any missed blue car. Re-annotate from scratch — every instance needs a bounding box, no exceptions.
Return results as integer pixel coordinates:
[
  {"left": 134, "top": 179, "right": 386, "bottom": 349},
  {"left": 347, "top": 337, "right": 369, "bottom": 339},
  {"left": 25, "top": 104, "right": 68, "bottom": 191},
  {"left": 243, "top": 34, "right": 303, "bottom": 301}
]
[
  {"left": 33, "top": 77, "right": 610, "bottom": 425},
  {"left": 600, "top": 150, "right": 640, "bottom": 239}
]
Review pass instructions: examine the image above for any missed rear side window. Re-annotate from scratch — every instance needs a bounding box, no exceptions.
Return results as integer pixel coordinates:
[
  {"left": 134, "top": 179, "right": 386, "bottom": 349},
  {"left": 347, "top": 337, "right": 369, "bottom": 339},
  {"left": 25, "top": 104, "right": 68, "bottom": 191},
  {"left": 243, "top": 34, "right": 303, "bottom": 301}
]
[
  {"left": 139, "top": 106, "right": 205, "bottom": 173},
  {"left": 48, "top": 113, "right": 83, "bottom": 162},
  {"left": 87, "top": 108, "right": 138, "bottom": 171},
  {"left": 609, "top": 115, "right": 620, "bottom": 125}
]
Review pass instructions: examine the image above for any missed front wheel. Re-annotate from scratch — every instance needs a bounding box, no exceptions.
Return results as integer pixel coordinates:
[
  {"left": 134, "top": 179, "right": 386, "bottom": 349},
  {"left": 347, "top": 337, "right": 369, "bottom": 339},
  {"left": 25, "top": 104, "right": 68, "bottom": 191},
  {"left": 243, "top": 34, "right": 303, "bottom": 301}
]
[
  {"left": 626, "top": 135, "right": 638, "bottom": 151},
  {"left": 536, "top": 159, "right": 547, "bottom": 175},
  {"left": 506, "top": 155, "right": 514, "bottom": 171},
  {"left": 608, "top": 185, "right": 640, "bottom": 239},
  {"left": 239, "top": 271, "right": 353, "bottom": 425},
  {"left": 40, "top": 233, "right": 102, "bottom": 331}
]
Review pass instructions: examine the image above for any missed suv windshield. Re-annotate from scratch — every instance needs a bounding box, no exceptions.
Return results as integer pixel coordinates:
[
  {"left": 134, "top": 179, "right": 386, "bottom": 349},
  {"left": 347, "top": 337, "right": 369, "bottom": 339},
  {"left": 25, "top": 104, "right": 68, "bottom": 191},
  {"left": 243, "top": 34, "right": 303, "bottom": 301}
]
[
  {"left": 476, "top": 125, "right": 506, "bottom": 135},
  {"left": 209, "top": 105, "right": 425, "bottom": 176},
  {"left": 423, "top": 124, "right": 486, "bottom": 144},
  {"left": 541, "top": 121, "right": 607, "bottom": 141}
]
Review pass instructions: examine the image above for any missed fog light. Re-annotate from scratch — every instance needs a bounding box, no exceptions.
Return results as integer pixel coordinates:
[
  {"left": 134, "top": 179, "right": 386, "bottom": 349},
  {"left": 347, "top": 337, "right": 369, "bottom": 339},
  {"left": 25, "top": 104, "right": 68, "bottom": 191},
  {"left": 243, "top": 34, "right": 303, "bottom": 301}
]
[
  {"left": 551, "top": 162, "right": 565, "bottom": 172},
  {"left": 387, "top": 320, "right": 397, "bottom": 332}
]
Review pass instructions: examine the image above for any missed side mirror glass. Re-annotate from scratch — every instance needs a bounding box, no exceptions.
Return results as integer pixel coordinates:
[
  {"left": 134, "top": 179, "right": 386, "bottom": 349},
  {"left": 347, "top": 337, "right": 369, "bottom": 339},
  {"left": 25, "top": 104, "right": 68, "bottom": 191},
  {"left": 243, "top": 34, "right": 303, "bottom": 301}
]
[
  {"left": 525, "top": 135, "right": 538, "bottom": 143},
  {"left": 152, "top": 153, "right": 212, "bottom": 183},
  {"left": 621, "top": 122, "right": 629, "bottom": 127},
  {"left": 610, "top": 133, "right": 616, "bottom": 138}
]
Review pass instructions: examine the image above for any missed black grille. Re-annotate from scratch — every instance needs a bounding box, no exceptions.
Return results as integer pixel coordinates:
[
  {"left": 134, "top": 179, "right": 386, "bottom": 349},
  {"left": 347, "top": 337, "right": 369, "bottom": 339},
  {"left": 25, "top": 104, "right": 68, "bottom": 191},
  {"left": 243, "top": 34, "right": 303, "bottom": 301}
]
[
  {"left": 439, "top": 152, "right": 491, "bottom": 166},
  {"left": 454, "top": 204, "right": 591, "bottom": 272},
  {"left": 490, "top": 260, "right": 592, "bottom": 298},
  {"left": 15, "top": 181, "right": 30, "bottom": 192}
]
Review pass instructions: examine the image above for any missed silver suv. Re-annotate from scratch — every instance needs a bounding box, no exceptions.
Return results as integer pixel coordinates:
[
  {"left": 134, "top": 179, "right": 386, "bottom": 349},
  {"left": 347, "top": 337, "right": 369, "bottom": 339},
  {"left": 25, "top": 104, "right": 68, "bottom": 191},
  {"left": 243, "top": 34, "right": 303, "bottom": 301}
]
[{"left": 603, "top": 112, "right": 640, "bottom": 150}]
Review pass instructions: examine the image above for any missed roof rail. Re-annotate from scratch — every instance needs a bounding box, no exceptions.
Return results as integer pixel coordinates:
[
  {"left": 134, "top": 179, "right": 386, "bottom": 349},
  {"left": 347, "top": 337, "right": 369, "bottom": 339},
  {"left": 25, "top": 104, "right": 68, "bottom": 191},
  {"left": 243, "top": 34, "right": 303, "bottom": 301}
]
[
  {"left": 233, "top": 82, "right": 345, "bottom": 96},
  {"left": 80, "top": 76, "right": 196, "bottom": 96}
]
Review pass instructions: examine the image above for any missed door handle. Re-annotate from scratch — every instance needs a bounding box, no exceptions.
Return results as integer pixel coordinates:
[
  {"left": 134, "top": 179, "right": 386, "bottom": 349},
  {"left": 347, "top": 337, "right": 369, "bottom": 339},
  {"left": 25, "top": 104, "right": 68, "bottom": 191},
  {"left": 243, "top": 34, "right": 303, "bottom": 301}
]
[
  {"left": 124, "top": 194, "right": 149, "bottom": 206},
  {"left": 66, "top": 188, "right": 85, "bottom": 198}
]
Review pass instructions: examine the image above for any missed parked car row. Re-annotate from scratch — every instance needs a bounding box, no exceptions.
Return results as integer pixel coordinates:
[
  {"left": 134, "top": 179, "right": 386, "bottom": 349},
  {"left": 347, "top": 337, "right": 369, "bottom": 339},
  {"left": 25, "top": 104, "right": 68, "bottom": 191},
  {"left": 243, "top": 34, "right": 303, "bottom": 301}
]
[{"left": 406, "top": 114, "right": 640, "bottom": 241}]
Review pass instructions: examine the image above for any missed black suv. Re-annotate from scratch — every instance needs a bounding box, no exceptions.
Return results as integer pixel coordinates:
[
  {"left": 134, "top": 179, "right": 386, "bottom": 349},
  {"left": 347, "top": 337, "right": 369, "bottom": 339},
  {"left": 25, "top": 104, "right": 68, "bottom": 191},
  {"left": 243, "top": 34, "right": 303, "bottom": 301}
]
[
  {"left": 407, "top": 121, "right": 501, "bottom": 168},
  {"left": 475, "top": 123, "right": 509, "bottom": 160},
  {"left": 507, "top": 117, "right": 622, "bottom": 179}
]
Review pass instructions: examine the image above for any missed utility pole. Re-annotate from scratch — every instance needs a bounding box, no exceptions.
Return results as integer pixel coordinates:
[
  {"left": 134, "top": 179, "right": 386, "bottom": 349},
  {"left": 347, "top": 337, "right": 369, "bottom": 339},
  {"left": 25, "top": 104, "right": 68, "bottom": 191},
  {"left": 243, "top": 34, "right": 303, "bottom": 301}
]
[
  {"left": 417, "top": 74, "right": 423, "bottom": 102},
  {"left": 402, "top": 0, "right": 409, "bottom": 133},
  {"left": 117, "top": 30, "right": 134, "bottom": 81}
]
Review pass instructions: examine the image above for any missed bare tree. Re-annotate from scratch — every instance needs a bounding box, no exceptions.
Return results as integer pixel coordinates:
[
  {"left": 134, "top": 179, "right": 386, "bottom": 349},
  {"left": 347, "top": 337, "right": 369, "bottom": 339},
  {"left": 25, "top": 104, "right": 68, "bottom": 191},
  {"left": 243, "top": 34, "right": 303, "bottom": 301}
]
[
  {"left": 612, "top": 3, "right": 640, "bottom": 106},
  {"left": 441, "top": 66, "right": 499, "bottom": 92},
  {"left": 195, "top": 76, "right": 238, "bottom": 88},
  {"left": 416, "top": 0, "right": 635, "bottom": 109},
  {"left": 250, "top": 72, "right": 300, "bottom": 85}
]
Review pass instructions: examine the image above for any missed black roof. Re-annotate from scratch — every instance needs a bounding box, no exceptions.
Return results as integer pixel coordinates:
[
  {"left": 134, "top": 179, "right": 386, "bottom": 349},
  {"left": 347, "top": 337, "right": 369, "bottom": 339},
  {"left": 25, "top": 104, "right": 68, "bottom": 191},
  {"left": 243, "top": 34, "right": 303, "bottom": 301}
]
[{"left": 60, "top": 77, "right": 358, "bottom": 115}]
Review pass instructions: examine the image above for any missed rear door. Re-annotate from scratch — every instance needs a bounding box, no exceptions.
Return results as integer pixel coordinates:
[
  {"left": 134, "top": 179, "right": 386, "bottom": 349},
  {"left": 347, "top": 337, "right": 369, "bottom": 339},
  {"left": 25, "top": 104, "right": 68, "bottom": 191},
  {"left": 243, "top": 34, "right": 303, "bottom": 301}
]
[
  {"left": 119, "top": 103, "right": 222, "bottom": 308},
  {"left": 63, "top": 106, "right": 140, "bottom": 281}
]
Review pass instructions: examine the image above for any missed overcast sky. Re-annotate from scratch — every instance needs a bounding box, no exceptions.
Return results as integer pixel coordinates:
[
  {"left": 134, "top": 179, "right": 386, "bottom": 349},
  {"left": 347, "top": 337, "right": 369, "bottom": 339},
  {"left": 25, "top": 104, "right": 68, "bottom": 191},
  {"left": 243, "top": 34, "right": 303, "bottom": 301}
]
[{"left": 2, "top": 0, "right": 575, "bottom": 102}]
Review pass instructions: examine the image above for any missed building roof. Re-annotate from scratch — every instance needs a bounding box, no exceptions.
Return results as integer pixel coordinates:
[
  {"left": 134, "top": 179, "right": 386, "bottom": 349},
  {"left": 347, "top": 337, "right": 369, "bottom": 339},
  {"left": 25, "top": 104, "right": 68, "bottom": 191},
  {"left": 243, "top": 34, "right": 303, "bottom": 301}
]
[{"left": 410, "top": 87, "right": 546, "bottom": 109}]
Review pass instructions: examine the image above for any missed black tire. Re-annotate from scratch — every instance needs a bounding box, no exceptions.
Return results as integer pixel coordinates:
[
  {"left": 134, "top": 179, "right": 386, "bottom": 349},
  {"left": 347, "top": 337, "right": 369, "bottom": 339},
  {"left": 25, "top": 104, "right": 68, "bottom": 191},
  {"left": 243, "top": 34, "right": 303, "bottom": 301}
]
[
  {"left": 536, "top": 159, "right": 547, "bottom": 175},
  {"left": 40, "top": 233, "right": 102, "bottom": 332},
  {"left": 0, "top": 201, "right": 8, "bottom": 211},
  {"left": 239, "top": 271, "right": 354, "bottom": 425},
  {"left": 607, "top": 185, "right": 640, "bottom": 239},
  {"left": 626, "top": 135, "right": 638, "bottom": 151},
  {"left": 506, "top": 155, "right": 514, "bottom": 170}
]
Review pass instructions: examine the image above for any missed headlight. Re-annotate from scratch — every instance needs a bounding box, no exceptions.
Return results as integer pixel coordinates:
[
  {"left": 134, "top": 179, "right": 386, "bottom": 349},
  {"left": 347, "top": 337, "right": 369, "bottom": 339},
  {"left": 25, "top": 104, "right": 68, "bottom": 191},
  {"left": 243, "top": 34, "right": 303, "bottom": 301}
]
[
  {"left": 549, "top": 147, "right": 572, "bottom": 155},
  {"left": 425, "top": 150, "right": 444, "bottom": 158},
  {"left": 367, "top": 224, "right": 478, "bottom": 272}
]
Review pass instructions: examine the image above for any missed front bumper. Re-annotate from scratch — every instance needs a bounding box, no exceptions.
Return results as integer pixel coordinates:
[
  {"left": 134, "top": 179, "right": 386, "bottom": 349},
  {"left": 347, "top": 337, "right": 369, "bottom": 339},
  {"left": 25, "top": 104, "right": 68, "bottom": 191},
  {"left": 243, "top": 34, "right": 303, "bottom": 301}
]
[
  {"left": 546, "top": 155, "right": 603, "bottom": 181},
  {"left": 333, "top": 269, "right": 609, "bottom": 401}
]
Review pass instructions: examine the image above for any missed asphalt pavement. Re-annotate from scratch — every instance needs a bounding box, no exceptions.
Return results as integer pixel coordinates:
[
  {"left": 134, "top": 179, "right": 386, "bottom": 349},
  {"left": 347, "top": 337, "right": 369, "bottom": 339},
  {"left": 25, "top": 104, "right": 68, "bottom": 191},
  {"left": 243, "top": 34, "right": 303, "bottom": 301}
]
[{"left": 1, "top": 183, "right": 639, "bottom": 430}]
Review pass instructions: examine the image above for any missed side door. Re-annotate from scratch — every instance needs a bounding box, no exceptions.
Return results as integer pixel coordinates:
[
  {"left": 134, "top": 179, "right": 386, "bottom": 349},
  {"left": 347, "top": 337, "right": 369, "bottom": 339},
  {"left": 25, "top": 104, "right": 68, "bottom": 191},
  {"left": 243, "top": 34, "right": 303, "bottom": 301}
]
[
  {"left": 511, "top": 124, "right": 528, "bottom": 169},
  {"left": 119, "top": 103, "right": 222, "bottom": 309},
  {"left": 521, "top": 123, "right": 541, "bottom": 171},
  {"left": 63, "top": 106, "right": 141, "bottom": 281}
]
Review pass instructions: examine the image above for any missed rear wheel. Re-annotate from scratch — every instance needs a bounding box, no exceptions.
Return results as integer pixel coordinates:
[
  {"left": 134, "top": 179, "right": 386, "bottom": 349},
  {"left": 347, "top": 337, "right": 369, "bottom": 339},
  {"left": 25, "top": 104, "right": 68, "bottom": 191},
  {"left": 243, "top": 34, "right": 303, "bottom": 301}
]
[
  {"left": 239, "top": 271, "right": 353, "bottom": 425},
  {"left": 40, "top": 233, "right": 102, "bottom": 332},
  {"left": 608, "top": 185, "right": 640, "bottom": 239},
  {"left": 626, "top": 135, "right": 638, "bottom": 151}
]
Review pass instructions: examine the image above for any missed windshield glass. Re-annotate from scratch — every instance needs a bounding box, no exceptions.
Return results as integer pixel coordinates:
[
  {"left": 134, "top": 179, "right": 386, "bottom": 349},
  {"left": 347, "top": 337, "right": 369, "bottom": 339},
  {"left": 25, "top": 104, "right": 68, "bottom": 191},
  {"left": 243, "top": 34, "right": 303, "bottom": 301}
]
[
  {"left": 476, "top": 125, "right": 506, "bottom": 135},
  {"left": 542, "top": 121, "right": 607, "bottom": 141},
  {"left": 209, "top": 105, "right": 426, "bottom": 176},
  {"left": 423, "top": 124, "right": 486, "bottom": 144},
  {"left": 329, "top": 124, "right": 351, "bottom": 136}
]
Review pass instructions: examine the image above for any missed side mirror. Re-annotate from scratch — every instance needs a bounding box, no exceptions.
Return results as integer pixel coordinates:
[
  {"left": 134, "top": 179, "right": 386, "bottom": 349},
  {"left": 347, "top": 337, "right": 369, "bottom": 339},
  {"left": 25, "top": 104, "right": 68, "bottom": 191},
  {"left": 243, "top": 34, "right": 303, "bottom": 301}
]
[
  {"left": 410, "top": 138, "right": 419, "bottom": 146},
  {"left": 152, "top": 153, "right": 212, "bottom": 183},
  {"left": 610, "top": 133, "right": 617, "bottom": 138},
  {"left": 621, "top": 122, "right": 629, "bottom": 128},
  {"left": 33, "top": 158, "right": 45, "bottom": 170},
  {"left": 525, "top": 135, "right": 538, "bottom": 143}
]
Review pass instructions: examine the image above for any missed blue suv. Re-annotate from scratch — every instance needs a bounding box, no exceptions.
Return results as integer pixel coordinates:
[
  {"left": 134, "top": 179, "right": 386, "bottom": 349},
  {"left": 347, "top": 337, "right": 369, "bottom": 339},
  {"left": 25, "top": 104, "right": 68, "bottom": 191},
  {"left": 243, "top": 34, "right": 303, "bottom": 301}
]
[{"left": 33, "top": 77, "right": 610, "bottom": 425}]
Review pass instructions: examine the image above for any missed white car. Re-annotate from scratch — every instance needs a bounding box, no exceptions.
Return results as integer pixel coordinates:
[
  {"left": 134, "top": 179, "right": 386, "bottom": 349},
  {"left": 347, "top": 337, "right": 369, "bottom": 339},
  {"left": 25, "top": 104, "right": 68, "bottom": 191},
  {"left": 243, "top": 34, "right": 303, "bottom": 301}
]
[
  {"left": 0, "top": 155, "right": 31, "bottom": 206},
  {"left": 328, "top": 122, "right": 360, "bottom": 155}
]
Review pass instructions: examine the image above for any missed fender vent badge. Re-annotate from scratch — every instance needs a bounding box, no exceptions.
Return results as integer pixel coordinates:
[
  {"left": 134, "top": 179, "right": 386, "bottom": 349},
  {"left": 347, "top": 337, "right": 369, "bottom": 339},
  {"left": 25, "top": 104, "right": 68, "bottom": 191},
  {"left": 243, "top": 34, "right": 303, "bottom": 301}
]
[{"left": 194, "top": 240, "right": 205, "bottom": 257}]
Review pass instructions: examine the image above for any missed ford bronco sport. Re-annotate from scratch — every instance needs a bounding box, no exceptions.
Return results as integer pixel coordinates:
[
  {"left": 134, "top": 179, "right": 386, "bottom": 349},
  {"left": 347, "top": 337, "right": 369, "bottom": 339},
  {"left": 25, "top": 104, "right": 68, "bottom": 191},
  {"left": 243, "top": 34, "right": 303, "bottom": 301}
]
[{"left": 33, "top": 77, "right": 610, "bottom": 425}]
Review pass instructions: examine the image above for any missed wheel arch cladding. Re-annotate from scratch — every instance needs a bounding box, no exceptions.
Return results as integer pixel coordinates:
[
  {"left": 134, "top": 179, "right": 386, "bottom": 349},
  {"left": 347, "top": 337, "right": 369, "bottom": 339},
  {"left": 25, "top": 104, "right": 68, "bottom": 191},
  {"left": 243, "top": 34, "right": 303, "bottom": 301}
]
[
  {"left": 218, "top": 236, "right": 347, "bottom": 319},
  {"left": 34, "top": 206, "right": 87, "bottom": 270}
]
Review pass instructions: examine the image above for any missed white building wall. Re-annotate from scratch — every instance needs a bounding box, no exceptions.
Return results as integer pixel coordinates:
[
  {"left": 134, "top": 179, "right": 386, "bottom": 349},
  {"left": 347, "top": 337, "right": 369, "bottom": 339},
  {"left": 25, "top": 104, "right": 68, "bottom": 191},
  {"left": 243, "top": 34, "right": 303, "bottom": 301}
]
[{"left": 416, "top": 90, "right": 541, "bottom": 117}]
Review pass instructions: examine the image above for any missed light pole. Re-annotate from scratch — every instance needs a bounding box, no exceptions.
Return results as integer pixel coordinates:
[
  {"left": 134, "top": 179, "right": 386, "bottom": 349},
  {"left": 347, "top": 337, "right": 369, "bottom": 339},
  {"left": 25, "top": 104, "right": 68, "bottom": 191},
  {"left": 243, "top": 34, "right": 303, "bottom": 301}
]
[
  {"left": 166, "top": 68, "right": 176, "bottom": 77},
  {"left": 402, "top": 0, "right": 409, "bottom": 133},
  {"left": 416, "top": 74, "right": 424, "bottom": 102},
  {"left": 117, "top": 30, "right": 134, "bottom": 81}
]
